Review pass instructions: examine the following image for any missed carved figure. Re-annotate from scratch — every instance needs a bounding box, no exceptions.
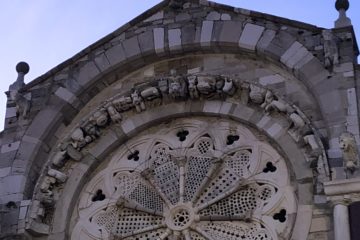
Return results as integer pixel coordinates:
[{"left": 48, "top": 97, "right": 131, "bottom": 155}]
[
  {"left": 82, "top": 122, "right": 99, "bottom": 143},
  {"left": 222, "top": 77, "right": 235, "bottom": 95},
  {"left": 106, "top": 104, "right": 122, "bottom": 123},
  {"left": 288, "top": 113, "right": 306, "bottom": 140},
  {"left": 52, "top": 149, "right": 67, "bottom": 167},
  {"left": 141, "top": 87, "right": 160, "bottom": 100},
  {"left": 197, "top": 76, "right": 216, "bottom": 95},
  {"left": 40, "top": 176, "right": 56, "bottom": 193},
  {"left": 249, "top": 84, "right": 266, "bottom": 104},
  {"left": 168, "top": 69, "right": 186, "bottom": 99},
  {"left": 187, "top": 76, "right": 199, "bottom": 99},
  {"left": 261, "top": 91, "right": 274, "bottom": 109},
  {"left": 71, "top": 128, "right": 87, "bottom": 150},
  {"left": 9, "top": 91, "right": 31, "bottom": 118},
  {"left": 131, "top": 88, "right": 146, "bottom": 112},
  {"left": 158, "top": 79, "right": 169, "bottom": 94},
  {"left": 113, "top": 96, "right": 133, "bottom": 112},
  {"left": 48, "top": 169, "right": 67, "bottom": 183},
  {"left": 90, "top": 109, "right": 109, "bottom": 127},
  {"left": 339, "top": 132, "right": 359, "bottom": 173},
  {"left": 322, "top": 30, "right": 339, "bottom": 68}
]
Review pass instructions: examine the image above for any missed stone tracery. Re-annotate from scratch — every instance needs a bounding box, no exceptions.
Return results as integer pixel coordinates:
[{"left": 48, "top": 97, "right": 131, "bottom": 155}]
[{"left": 71, "top": 118, "right": 296, "bottom": 240}]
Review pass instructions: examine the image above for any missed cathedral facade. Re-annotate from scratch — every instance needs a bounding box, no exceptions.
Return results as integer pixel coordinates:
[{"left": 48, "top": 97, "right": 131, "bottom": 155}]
[{"left": 0, "top": 0, "right": 359, "bottom": 239}]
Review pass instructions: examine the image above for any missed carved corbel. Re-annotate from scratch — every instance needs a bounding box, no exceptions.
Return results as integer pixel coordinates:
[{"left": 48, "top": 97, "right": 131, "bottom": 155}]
[
  {"left": 339, "top": 132, "right": 359, "bottom": 173},
  {"left": 249, "top": 84, "right": 266, "bottom": 104},
  {"left": 187, "top": 75, "right": 199, "bottom": 99},
  {"left": 105, "top": 103, "right": 122, "bottom": 123},
  {"left": 322, "top": 29, "right": 340, "bottom": 69},
  {"left": 131, "top": 88, "right": 146, "bottom": 112}
]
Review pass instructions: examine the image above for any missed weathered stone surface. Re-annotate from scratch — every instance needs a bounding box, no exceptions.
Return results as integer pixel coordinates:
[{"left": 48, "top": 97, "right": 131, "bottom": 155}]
[
  {"left": 256, "top": 29, "right": 276, "bottom": 53},
  {"left": 138, "top": 30, "right": 155, "bottom": 54},
  {"left": 75, "top": 61, "right": 100, "bottom": 86},
  {"left": 1, "top": 141, "right": 20, "bottom": 154},
  {"left": 214, "top": 21, "right": 242, "bottom": 46},
  {"left": 105, "top": 43, "right": 127, "bottom": 66},
  {"left": 122, "top": 36, "right": 141, "bottom": 59},
  {"left": 200, "top": 21, "right": 214, "bottom": 46},
  {"left": 168, "top": 29, "right": 182, "bottom": 51},
  {"left": 239, "top": 23, "right": 265, "bottom": 50},
  {"left": 5, "top": 107, "right": 17, "bottom": 119},
  {"left": 206, "top": 11, "right": 221, "bottom": 20},
  {"left": 94, "top": 53, "right": 111, "bottom": 72},
  {"left": 54, "top": 87, "right": 78, "bottom": 106},
  {"left": 153, "top": 28, "right": 165, "bottom": 54},
  {"left": 280, "top": 41, "right": 312, "bottom": 68},
  {"left": 144, "top": 11, "right": 164, "bottom": 22}
]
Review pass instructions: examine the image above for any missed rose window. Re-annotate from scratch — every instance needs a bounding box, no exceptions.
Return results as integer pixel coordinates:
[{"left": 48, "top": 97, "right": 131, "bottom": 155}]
[{"left": 72, "top": 118, "right": 296, "bottom": 240}]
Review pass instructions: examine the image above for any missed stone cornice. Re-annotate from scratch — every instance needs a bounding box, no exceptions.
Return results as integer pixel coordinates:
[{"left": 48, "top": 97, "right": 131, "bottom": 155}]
[{"left": 324, "top": 178, "right": 360, "bottom": 196}]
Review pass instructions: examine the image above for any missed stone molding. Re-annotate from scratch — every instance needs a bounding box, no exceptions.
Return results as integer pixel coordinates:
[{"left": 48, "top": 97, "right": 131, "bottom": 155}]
[{"left": 24, "top": 73, "right": 329, "bottom": 238}]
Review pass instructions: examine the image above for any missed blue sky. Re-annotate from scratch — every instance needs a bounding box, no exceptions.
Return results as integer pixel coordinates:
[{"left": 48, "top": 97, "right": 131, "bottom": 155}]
[{"left": 0, "top": 1, "right": 359, "bottom": 130}]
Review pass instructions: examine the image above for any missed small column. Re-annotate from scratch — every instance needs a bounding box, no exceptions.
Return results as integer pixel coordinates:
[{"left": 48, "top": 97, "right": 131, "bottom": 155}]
[{"left": 334, "top": 203, "right": 351, "bottom": 240}]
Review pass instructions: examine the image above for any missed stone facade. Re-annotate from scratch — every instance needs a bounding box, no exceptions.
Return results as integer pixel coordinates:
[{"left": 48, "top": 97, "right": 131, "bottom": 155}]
[{"left": 0, "top": 0, "right": 359, "bottom": 239}]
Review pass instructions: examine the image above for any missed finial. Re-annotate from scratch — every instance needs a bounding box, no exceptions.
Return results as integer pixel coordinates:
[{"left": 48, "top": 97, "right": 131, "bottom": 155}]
[
  {"left": 335, "top": 0, "right": 352, "bottom": 28},
  {"left": 9, "top": 61, "right": 29, "bottom": 92},
  {"left": 16, "top": 61, "right": 30, "bottom": 75}
]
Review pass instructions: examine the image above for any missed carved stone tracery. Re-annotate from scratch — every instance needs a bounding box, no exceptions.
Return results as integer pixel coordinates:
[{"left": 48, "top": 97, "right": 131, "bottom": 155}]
[{"left": 71, "top": 118, "right": 296, "bottom": 240}]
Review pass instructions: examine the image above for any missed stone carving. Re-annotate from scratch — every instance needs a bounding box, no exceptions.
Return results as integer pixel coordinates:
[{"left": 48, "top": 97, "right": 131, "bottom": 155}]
[
  {"left": 158, "top": 78, "right": 169, "bottom": 94},
  {"left": 51, "top": 148, "right": 67, "bottom": 167},
  {"left": 90, "top": 108, "right": 109, "bottom": 127},
  {"left": 48, "top": 169, "right": 67, "bottom": 183},
  {"left": 197, "top": 75, "right": 216, "bottom": 95},
  {"left": 187, "top": 75, "right": 199, "bottom": 99},
  {"left": 304, "top": 134, "right": 321, "bottom": 162},
  {"left": 322, "top": 30, "right": 339, "bottom": 68},
  {"left": 222, "top": 77, "right": 235, "bottom": 95},
  {"left": 288, "top": 112, "right": 306, "bottom": 141},
  {"left": 40, "top": 176, "right": 56, "bottom": 193},
  {"left": 106, "top": 104, "right": 122, "bottom": 123},
  {"left": 141, "top": 87, "right": 160, "bottom": 100},
  {"left": 249, "top": 84, "right": 266, "bottom": 104},
  {"left": 131, "top": 88, "right": 146, "bottom": 112},
  {"left": 113, "top": 96, "right": 133, "bottom": 112},
  {"left": 168, "top": 69, "right": 187, "bottom": 99},
  {"left": 71, "top": 128, "right": 88, "bottom": 150},
  {"left": 9, "top": 91, "right": 31, "bottom": 118},
  {"left": 339, "top": 132, "right": 359, "bottom": 173}
]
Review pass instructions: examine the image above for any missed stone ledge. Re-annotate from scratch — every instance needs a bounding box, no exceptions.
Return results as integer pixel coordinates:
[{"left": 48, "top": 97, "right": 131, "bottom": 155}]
[{"left": 324, "top": 177, "right": 360, "bottom": 196}]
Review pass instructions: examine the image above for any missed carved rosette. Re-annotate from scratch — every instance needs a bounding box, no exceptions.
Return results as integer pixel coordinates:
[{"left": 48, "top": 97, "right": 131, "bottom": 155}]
[{"left": 71, "top": 118, "right": 296, "bottom": 240}]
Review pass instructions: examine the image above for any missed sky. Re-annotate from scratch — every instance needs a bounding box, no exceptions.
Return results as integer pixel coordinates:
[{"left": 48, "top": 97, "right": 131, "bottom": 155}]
[{"left": 0, "top": 0, "right": 359, "bottom": 130}]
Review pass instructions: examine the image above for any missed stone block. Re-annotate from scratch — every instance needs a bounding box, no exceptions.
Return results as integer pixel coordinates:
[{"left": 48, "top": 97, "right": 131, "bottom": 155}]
[
  {"left": 291, "top": 205, "right": 312, "bottom": 240},
  {"left": 333, "top": 62, "right": 353, "bottom": 73},
  {"left": 0, "top": 175, "right": 25, "bottom": 195},
  {"left": 310, "top": 217, "right": 330, "bottom": 232},
  {"left": 0, "top": 151, "right": 16, "bottom": 168},
  {"left": 54, "top": 87, "right": 78, "bottom": 106},
  {"left": 280, "top": 41, "right": 311, "bottom": 69},
  {"left": 0, "top": 167, "right": 11, "bottom": 178},
  {"left": 256, "top": 29, "right": 276, "bottom": 53},
  {"left": 221, "top": 14, "right": 231, "bottom": 21},
  {"left": 153, "top": 28, "right": 165, "bottom": 54},
  {"left": 206, "top": 11, "right": 221, "bottom": 20},
  {"left": 230, "top": 104, "right": 255, "bottom": 122},
  {"left": 75, "top": 61, "right": 100, "bottom": 87},
  {"left": 144, "top": 11, "right": 164, "bottom": 22},
  {"left": 122, "top": 36, "right": 141, "bottom": 59},
  {"left": 105, "top": 43, "right": 127, "bottom": 66},
  {"left": 18, "top": 206, "right": 27, "bottom": 220},
  {"left": 215, "top": 21, "right": 242, "bottom": 46},
  {"left": 5, "top": 107, "right": 17, "bottom": 119},
  {"left": 200, "top": 21, "right": 214, "bottom": 46},
  {"left": 138, "top": 30, "right": 155, "bottom": 54},
  {"left": 347, "top": 88, "right": 358, "bottom": 116},
  {"left": 203, "top": 101, "right": 222, "bottom": 115},
  {"left": 265, "top": 123, "right": 284, "bottom": 139},
  {"left": 1, "top": 141, "right": 20, "bottom": 154},
  {"left": 176, "top": 13, "right": 191, "bottom": 22},
  {"left": 239, "top": 23, "right": 265, "bottom": 51},
  {"left": 265, "top": 31, "right": 296, "bottom": 60},
  {"left": 181, "top": 24, "right": 196, "bottom": 47},
  {"left": 168, "top": 29, "right": 182, "bottom": 51},
  {"left": 259, "top": 74, "right": 285, "bottom": 86},
  {"left": 94, "top": 53, "right": 111, "bottom": 72}
]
